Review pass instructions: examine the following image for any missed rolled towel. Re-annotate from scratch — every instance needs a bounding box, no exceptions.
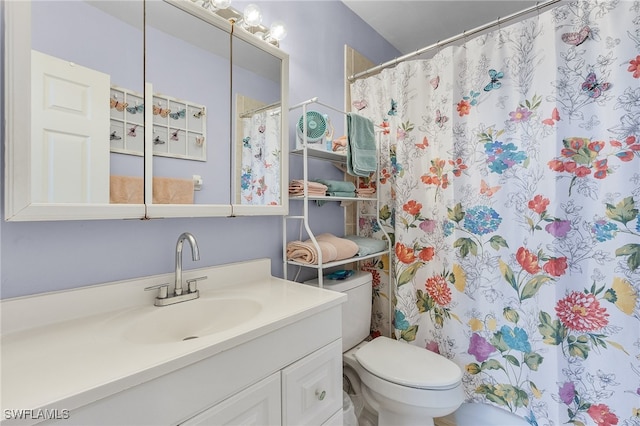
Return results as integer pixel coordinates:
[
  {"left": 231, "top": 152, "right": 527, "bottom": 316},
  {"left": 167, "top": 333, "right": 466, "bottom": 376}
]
[{"left": 286, "top": 239, "right": 338, "bottom": 264}]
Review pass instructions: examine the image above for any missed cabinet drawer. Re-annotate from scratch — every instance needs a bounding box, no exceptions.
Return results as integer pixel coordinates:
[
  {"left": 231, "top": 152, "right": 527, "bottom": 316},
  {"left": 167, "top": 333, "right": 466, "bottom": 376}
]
[
  {"left": 181, "top": 373, "right": 281, "bottom": 425},
  {"left": 282, "top": 339, "right": 343, "bottom": 425}
]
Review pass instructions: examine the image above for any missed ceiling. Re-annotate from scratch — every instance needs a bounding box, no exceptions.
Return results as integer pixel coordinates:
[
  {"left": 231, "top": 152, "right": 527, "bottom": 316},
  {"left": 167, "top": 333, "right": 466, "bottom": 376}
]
[{"left": 341, "top": 1, "right": 538, "bottom": 55}]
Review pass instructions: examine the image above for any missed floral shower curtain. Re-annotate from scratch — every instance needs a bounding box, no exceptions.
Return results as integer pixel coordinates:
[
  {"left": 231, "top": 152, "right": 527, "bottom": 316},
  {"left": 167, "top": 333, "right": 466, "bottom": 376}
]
[
  {"left": 239, "top": 108, "right": 281, "bottom": 205},
  {"left": 350, "top": 1, "right": 640, "bottom": 424}
]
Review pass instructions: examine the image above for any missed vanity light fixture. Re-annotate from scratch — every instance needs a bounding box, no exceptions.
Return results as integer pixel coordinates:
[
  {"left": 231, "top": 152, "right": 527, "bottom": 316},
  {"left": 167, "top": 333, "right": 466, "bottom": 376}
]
[{"left": 191, "top": 0, "right": 287, "bottom": 47}]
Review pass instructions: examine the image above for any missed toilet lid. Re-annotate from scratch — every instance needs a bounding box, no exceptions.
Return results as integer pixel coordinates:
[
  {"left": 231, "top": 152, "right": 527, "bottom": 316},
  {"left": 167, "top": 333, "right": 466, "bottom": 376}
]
[{"left": 354, "top": 337, "right": 462, "bottom": 389}]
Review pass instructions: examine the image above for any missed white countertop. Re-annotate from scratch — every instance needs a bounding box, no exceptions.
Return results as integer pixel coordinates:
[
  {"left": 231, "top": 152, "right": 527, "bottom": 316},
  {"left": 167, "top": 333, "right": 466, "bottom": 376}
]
[{"left": 0, "top": 259, "right": 345, "bottom": 418}]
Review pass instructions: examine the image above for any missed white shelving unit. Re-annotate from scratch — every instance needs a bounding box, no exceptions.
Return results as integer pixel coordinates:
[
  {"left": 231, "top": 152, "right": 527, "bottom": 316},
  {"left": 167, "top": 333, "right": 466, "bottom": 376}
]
[{"left": 283, "top": 98, "right": 390, "bottom": 287}]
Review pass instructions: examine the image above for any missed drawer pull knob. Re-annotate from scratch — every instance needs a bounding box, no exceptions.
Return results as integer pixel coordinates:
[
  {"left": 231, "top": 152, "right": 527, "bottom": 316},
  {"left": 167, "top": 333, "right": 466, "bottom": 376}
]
[{"left": 316, "top": 390, "right": 326, "bottom": 401}]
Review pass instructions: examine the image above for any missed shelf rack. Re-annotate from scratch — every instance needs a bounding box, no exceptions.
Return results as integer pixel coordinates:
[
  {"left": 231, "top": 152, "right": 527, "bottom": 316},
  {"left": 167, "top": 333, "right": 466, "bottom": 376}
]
[{"left": 283, "top": 97, "right": 391, "bottom": 287}]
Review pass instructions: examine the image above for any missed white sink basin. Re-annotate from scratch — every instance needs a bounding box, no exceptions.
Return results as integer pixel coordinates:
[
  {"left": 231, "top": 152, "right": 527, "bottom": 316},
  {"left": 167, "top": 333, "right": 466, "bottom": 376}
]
[{"left": 121, "top": 297, "right": 263, "bottom": 344}]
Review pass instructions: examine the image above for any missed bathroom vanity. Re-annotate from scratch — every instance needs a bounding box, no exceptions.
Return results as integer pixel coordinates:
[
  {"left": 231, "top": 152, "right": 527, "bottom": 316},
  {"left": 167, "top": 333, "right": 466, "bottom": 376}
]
[{"left": 0, "top": 259, "right": 345, "bottom": 425}]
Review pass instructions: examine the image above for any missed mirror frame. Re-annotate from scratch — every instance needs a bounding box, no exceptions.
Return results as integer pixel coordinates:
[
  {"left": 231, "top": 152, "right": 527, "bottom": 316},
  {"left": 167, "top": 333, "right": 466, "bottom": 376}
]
[{"left": 4, "top": 0, "right": 289, "bottom": 221}]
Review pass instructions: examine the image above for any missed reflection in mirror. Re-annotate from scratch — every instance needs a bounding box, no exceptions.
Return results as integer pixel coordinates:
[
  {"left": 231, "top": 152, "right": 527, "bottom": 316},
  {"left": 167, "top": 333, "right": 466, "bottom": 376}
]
[
  {"left": 235, "top": 96, "right": 282, "bottom": 205},
  {"left": 31, "top": 0, "right": 144, "bottom": 205},
  {"left": 231, "top": 32, "right": 286, "bottom": 211},
  {"left": 145, "top": 1, "right": 231, "bottom": 206}
]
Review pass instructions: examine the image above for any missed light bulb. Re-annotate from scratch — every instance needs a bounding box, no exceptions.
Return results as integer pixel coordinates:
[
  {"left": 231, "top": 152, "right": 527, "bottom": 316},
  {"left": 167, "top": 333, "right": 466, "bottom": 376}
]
[
  {"left": 243, "top": 4, "right": 262, "bottom": 27},
  {"left": 268, "top": 21, "right": 287, "bottom": 41},
  {"left": 211, "top": 0, "right": 231, "bottom": 9}
]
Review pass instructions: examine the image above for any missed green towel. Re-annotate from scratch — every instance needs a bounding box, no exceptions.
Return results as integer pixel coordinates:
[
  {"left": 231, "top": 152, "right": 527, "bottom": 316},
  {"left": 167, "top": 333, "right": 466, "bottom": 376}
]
[
  {"left": 314, "top": 179, "right": 356, "bottom": 193},
  {"left": 343, "top": 236, "right": 388, "bottom": 256},
  {"left": 346, "top": 113, "right": 377, "bottom": 177},
  {"left": 326, "top": 191, "right": 356, "bottom": 197}
]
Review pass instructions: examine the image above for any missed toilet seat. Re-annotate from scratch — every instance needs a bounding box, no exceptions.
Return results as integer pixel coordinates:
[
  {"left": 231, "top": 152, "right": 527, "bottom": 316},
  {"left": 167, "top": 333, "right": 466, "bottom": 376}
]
[{"left": 354, "top": 336, "right": 462, "bottom": 390}]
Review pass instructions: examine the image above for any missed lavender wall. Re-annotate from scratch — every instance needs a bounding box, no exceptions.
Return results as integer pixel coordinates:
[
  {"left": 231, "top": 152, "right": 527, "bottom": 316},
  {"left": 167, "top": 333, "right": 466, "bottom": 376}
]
[{"left": 0, "top": 1, "right": 400, "bottom": 299}]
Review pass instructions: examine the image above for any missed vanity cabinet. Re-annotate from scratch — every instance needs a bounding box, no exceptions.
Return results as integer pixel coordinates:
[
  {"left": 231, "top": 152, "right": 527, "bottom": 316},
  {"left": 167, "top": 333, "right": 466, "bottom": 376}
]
[{"left": 182, "top": 340, "right": 343, "bottom": 426}]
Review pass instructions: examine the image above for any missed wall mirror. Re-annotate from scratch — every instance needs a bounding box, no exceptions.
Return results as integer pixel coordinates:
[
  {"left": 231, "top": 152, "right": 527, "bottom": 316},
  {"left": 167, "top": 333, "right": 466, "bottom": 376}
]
[
  {"left": 144, "top": 0, "right": 232, "bottom": 218},
  {"left": 4, "top": 0, "right": 146, "bottom": 220},
  {"left": 231, "top": 28, "right": 289, "bottom": 216},
  {"left": 4, "top": 0, "right": 289, "bottom": 221}
]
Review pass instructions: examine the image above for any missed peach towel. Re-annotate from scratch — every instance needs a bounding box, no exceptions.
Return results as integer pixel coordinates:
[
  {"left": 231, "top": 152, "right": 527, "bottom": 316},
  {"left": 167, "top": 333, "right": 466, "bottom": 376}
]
[
  {"left": 286, "top": 233, "right": 359, "bottom": 264},
  {"left": 110, "top": 175, "right": 143, "bottom": 204},
  {"left": 153, "top": 176, "right": 194, "bottom": 204},
  {"left": 110, "top": 176, "right": 194, "bottom": 204}
]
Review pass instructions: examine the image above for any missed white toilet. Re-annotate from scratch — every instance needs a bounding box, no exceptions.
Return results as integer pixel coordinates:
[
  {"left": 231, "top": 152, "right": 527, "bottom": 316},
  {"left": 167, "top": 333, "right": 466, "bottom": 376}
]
[{"left": 308, "top": 271, "right": 464, "bottom": 426}]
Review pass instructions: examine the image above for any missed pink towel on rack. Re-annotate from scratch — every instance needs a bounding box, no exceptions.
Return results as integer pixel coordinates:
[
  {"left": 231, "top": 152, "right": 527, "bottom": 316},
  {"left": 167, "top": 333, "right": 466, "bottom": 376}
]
[
  {"left": 110, "top": 175, "right": 144, "bottom": 204},
  {"left": 153, "top": 177, "right": 194, "bottom": 204}
]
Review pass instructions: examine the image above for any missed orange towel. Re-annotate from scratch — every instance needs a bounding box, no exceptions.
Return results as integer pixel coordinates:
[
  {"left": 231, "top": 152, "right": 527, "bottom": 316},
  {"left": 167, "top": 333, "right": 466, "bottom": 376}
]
[
  {"left": 110, "top": 175, "right": 143, "bottom": 204},
  {"left": 153, "top": 177, "right": 194, "bottom": 204},
  {"left": 109, "top": 176, "right": 195, "bottom": 204}
]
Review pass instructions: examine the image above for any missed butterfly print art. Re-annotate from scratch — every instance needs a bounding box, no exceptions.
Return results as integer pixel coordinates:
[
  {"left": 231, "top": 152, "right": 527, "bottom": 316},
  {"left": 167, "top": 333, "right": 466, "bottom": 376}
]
[
  {"left": 484, "top": 69, "right": 504, "bottom": 92},
  {"left": 480, "top": 180, "right": 501, "bottom": 197},
  {"left": 581, "top": 72, "right": 611, "bottom": 98},
  {"left": 352, "top": 99, "right": 368, "bottom": 111},
  {"left": 169, "top": 109, "right": 186, "bottom": 120},
  {"left": 153, "top": 104, "right": 171, "bottom": 118},
  {"left": 128, "top": 125, "right": 138, "bottom": 137},
  {"left": 110, "top": 97, "right": 128, "bottom": 112},
  {"left": 561, "top": 26, "right": 590, "bottom": 46},
  {"left": 435, "top": 109, "right": 449, "bottom": 128},
  {"left": 388, "top": 99, "right": 397, "bottom": 116},
  {"left": 193, "top": 108, "right": 205, "bottom": 119},
  {"left": 110, "top": 131, "right": 121, "bottom": 140},
  {"left": 542, "top": 107, "right": 560, "bottom": 126},
  {"left": 170, "top": 129, "right": 180, "bottom": 141},
  {"left": 430, "top": 76, "right": 440, "bottom": 89},
  {"left": 126, "top": 104, "right": 144, "bottom": 114}
]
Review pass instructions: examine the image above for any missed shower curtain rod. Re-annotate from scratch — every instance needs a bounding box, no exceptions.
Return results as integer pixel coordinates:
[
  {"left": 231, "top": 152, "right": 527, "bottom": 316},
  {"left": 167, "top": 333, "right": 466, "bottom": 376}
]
[
  {"left": 239, "top": 101, "right": 281, "bottom": 118},
  {"left": 348, "top": 0, "right": 562, "bottom": 81}
]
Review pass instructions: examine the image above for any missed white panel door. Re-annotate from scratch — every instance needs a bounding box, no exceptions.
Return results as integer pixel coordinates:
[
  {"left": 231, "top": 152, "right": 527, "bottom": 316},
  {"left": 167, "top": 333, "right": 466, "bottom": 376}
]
[{"left": 31, "top": 50, "right": 110, "bottom": 203}]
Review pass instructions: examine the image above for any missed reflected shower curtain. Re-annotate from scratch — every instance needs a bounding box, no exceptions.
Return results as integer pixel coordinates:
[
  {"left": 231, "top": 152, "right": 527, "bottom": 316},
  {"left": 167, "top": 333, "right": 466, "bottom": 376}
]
[
  {"left": 240, "top": 109, "right": 281, "bottom": 205},
  {"left": 351, "top": 2, "right": 640, "bottom": 424}
]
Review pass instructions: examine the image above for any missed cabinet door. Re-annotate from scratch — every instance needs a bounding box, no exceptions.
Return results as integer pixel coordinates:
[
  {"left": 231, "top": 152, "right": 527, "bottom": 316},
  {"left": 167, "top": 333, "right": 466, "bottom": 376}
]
[
  {"left": 282, "top": 339, "right": 343, "bottom": 425},
  {"left": 180, "top": 373, "right": 281, "bottom": 426}
]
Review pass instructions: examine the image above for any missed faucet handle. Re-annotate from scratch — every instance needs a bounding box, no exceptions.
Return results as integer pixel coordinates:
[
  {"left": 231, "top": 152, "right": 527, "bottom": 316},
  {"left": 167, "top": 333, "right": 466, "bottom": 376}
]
[
  {"left": 186, "top": 276, "right": 208, "bottom": 293},
  {"left": 144, "top": 283, "right": 170, "bottom": 299}
]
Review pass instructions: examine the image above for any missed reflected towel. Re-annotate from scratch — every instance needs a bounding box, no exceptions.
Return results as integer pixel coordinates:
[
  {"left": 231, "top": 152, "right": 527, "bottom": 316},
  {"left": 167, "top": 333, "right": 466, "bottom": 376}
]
[
  {"left": 346, "top": 113, "right": 377, "bottom": 177},
  {"left": 313, "top": 179, "right": 357, "bottom": 193},
  {"left": 110, "top": 175, "right": 143, "bottom": 204},
  {"left": 153, "top": 177, "right": 194, "bottom": 204},
  {"left": 110, "top": 176, "right": 194, "bottom": 204}
]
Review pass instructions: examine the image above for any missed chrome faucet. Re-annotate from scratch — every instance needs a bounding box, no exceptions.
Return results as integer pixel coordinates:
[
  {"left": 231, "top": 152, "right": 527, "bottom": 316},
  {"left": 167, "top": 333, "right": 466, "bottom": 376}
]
[
  {"left": 145, "top": 232, "right": 207, "bottom": 306},
  {"left": 174, "top": 232, "right": 199, "bottom": 296}
]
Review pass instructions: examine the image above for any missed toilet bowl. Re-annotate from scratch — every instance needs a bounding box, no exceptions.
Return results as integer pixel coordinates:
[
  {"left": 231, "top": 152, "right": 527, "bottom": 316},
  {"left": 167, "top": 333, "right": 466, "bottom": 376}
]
[{"left": 306, "top": 271, "right": 464, "bottom": 425}]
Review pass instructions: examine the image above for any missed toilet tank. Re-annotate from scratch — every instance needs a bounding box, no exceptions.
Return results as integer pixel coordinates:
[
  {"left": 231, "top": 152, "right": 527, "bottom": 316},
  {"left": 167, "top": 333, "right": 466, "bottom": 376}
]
[{"left": 305, "top": 271, "right": 372, "bottom": 352}]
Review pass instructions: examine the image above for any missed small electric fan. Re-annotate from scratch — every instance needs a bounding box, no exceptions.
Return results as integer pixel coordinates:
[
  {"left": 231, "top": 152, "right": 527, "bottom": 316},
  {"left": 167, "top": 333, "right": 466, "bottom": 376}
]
[{"left": 297, "top": 111, "right": 328, "bottom": 147}]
